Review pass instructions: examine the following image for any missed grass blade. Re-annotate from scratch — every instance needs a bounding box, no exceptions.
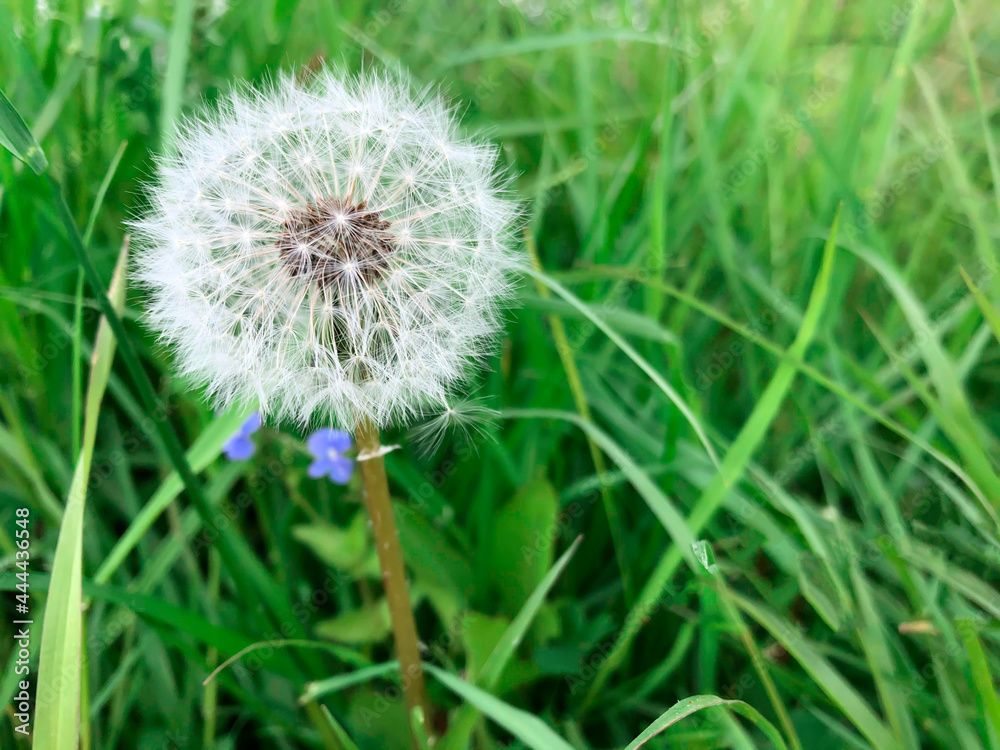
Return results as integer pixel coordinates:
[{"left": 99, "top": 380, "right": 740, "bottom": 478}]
[
  {"left": 0, "top": 87, "right": 47, "bottom": 174},
  {"left": 425, "top": 664, "right": 575, "bottom": 750},
  {"left": 582, "top": 206, "right": 843, "bottom": 704},
  {"left": 960, "top": 266, "right": 1000, "bottom": 345},
  {"left": 92, "top": 406, "right": 251, "bottom": 585},
  {"left": 729, "top": 592, "right": 896, "bottom": 749},
  {"left": 33, "top": 239, "right": 128, "bottom": 750},
  {"left": 957, "top": 618, "right": 1000, "bottom": 740},
  {"left": 522, "top": 264, "right": 719, "bottom": 466},
  {"left": 303, "top": 701, "right": 360, "bottom": 750},
  {"left": 622, "top": 694, "right": 789, "bottom": 750},
  {"left": 480, "top": 535, "right": 582, "bottom": 689},
  {"left": 441, "top": 536, "right": 584, "bottom": 750}
]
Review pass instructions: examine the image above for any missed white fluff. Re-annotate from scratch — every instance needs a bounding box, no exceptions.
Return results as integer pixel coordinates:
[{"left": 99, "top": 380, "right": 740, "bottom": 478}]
[{"left": 133, "top": 68, "right": 519, "bottom": 430}]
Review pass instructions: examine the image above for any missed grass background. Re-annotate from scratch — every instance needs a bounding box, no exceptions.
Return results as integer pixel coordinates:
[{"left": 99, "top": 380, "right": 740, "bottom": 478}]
[{"left": 1, "top": 0, "right": 1000, "bottom": 747}]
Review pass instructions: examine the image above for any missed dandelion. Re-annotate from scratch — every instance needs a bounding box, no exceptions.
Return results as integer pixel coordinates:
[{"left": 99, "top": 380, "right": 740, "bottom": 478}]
[
  {"left": 132, "top": 67, "right": 520, "bottom": 739},
  {"left": 133, "top": 67, "right": 518, "bottom": 432},
  {"left": 222, "top": 411, "right": 261, "bottom": 461},
  {"left": 306, "top": 428, "right": 354, "bottom": 484}
]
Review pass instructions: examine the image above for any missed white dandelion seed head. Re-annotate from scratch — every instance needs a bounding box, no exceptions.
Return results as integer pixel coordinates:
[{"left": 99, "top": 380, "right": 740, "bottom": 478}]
[{"left": 133, "top": 67, "right": 520, "bottom": 430}]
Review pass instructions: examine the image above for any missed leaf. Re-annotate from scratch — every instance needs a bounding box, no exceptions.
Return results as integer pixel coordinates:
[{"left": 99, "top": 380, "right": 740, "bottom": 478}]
[
  {"left": 303, "top": 701, "right": 361, "bottom": 750},
  {"left": 315, "top": 600, "right": 393, "bottom": 645},
  {"left": 92, "top": 406, "right": 253, "bottom": 585},
  {"left": 425, "top": 665, "right": 575, "bottom": 750},
  {"left": 293, "top": 514, "right": 370, "bottom": 571},
  {"left": 203, "top": 639, "right": 369, "bottom": 686},
  {"left": 797, "top": 552, "right": 844, "bottom": 632},
  {"left": 489, "top": 479, "right": 559, "bottom": 615},
  {"left": 302, "top": 662, "right": 577, "bottom": 750},
  {"left": 0, "top": 87, "right": 47, "bottom": 174},
  {"left": 522, "top": 264, "right": 719, "bottom": 465},
  {"left": 48, "top": 178, "right": 270, "bottom": 632},
  {"left": 441, "top": 537, "right": 581, "bottom": 750},
  {"left": 461, "top": 613, "right": 510, "bottom": 684},
  {"left": 956, "top": 618, "right": 1000, "bottom": 739},
  {"left": 300, "top": 662, "right": 401, "bottom": 704},
  {"left": 729, "top": 592, "right": 895, "bottom": 749},
  {"left": 395, "top": 502, "right": 475, "bottom": 600},
  {"left": 845, "top": 239, "right": 1000, "bottom": 504},
  {"left": 0, "top": 573, "right": 305, "bottom": 682},
  {"left": 622, "top": 694, "right": 789, "bottom": 749},
  {"left": 521, "top": 294, "right": 679, "bottom": 344},
  {"left": 0, "top": 423, "right": 62, "bottom": 522},
  {"left": 480, "top": 536, "right": 582, "bottom": 690},
  {"left": 960, "top": 266, "right": 1000, "bottom": 346},
  {"left": 33, "top": 240, "right": 128, "bottom": 750},
  {"left": 432, "top": 29, "right": 681, "bottom": 70},
  {"left": 580, "top": 206, "right": 843, "bottom": 705}
]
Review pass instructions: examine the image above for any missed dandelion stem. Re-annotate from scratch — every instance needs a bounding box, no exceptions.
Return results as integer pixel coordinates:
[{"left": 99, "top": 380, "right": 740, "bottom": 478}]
[{"left": 355, "top": 418, "right": 432, "bottom": 742}]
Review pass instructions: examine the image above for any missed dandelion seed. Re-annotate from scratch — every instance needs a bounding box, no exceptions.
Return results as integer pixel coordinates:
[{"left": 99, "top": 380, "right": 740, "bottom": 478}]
[
  {"left": 134, "top": 68, "right": 519, "bottom": 431},
  {"left": 407, "top": 397, "right": 498, "bottom": 455},
  {"left": 223, "top": 411, "right": 262, "bottom": 461}
]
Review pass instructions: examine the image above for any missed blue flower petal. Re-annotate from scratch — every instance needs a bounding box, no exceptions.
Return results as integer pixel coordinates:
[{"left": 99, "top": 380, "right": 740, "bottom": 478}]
[
  {"left": 307, "top": 458, "right": 330, "bottom": 479},
  {"left": 306, "top": 428, "right": 339, "bottom": 457},
  {"left": 224, "top": 434, "right": 256, "bottom": 461},
  {"left": 327, "top": 456, "right": 354, "bottom": 485},
  {"left": 242, "top": 412, "right": 262, "bottom": 435},
  {"left": 327, "top": 429, "right": 352, "bottom": 452}
]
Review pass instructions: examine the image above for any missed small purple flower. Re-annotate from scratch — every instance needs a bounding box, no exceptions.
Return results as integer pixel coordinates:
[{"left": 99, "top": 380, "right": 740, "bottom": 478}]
[
  {"left": 306, "top": 428, "right": 354, "bottom": 484},
  {"left": 223, "top": 412, "right": 262, "bottom": 461}
]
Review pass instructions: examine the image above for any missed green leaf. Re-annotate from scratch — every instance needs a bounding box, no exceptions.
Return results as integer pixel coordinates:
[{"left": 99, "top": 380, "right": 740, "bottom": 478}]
[
  {"left": 481, "top": 536, "right": 581, "bottom": 689},
  {"left": 960, "top": 266, "right": 1000, "bottom": 346},
  {"left": 797, "top": 552, "right": 844, "bottom": 632},
  {"left": 293, "top": 514, "right": 370, "bottom": 571},
  {"left": 300, "top": 662, "right": 401, "bottom": 704},
  {"left": 304, "top": 701, "right": 361, "bottom": 750},
  {"left": 522, "top": 264, "right": 719, "bottom": 465},
  {"left": 315, "top": 599, "right": 393, "bottom": 645},
  {"left": 956, "top": 618, "right": 1000, "bottom": 739},
  {"left": 425, "top": 665, "right": 575, "bottom": 750},
  {"left": 395, "top": 502, "right": 475, "bottom": 600},
  {"left": 521, "top": 294, "right": 678, "bottom": 344},
  {"left": 623, "top": 694, "right": 789, "bottom": 749},
  {"left": 730, "top": 592, "right": 896, "bottom": 749},
  {"left": 92, "top": 405, "right": 252, "bottom": 585},
  {"left": 0, "top": 573, "right": 305, "bottom": 682},
  {"left": 441, "top": 537, "right": 581, "bottom": 750},
  {"left": 0, "top": 87, "right": 47, "bottom": 174},
  {"left": 489, "top": 478, "right": 559, "bottom": 615},
  {"left": 845, "top": 239, "right": 1000, "bottom": 505},
  {"left": 33, "top": 241, "right": 128, "bottom": 750},
  {"left": 302, "top": 662, "right": 577, "bottom": 750},
  {"left": 580, "top": 206, "right": 843, "bottom": 705},
  {"left": 461, "top": 613, "right": 511, "bottom": 684}
]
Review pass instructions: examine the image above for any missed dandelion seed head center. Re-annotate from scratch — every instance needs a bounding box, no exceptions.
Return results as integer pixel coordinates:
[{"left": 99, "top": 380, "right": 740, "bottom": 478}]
[{"left": 276, "top": 197, "right": 396, "bottom": 291}]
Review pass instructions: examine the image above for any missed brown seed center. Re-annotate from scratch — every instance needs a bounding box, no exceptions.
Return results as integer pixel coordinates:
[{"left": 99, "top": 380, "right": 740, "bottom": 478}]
[{"left": 276, "top": 197, "right": 396, "bottom": 290}]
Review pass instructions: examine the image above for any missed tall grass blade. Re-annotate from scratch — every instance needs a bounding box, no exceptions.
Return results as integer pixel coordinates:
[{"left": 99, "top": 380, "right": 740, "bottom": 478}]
[
  {"left": 583, "top": 206, "right": 843, "bottom": 703},
  {"left": 33, "top": 239, "right": 128, "bottom": 750},
  {"left": 0, "top": 87, "right": 47, "bottom": 174}
]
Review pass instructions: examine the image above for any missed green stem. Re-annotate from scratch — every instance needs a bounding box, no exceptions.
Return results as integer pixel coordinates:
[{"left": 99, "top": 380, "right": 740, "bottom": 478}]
[{"left": 355, "top": 418, "right": 432, "bottom": 743}]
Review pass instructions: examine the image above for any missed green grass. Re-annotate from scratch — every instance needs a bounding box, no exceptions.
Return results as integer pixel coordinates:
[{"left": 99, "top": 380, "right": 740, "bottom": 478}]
[{"left": 1, "top": 0, "right": 999, "bottom": 748}]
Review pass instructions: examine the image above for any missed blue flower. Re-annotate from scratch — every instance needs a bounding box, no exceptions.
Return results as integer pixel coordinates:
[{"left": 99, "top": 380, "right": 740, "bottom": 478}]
[
  {"left": 223, "top": 412, "right": 262, "bottom": 461},
  {"left": 306, "top": 428, "right": 354, "bottom": 484}
]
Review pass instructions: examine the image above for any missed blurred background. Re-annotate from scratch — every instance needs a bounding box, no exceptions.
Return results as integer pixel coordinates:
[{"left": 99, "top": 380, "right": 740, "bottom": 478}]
[{"left": 2, "top": 0, "right": 1000, "bottom": 748}]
